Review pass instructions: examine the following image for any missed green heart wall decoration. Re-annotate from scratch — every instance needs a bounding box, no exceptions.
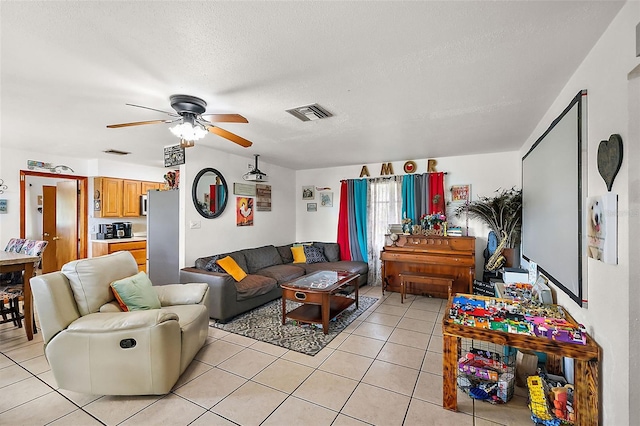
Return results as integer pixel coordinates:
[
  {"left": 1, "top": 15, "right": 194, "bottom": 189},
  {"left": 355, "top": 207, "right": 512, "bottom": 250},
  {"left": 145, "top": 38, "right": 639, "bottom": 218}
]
[{"left": 597, "top": 134, "right": 623, "bottom": 192}]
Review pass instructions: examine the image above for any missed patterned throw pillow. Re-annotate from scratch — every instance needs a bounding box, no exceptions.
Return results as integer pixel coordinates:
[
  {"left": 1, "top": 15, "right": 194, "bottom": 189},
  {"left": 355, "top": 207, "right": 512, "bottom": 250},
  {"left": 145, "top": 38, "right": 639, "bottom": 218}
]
[
  {"left": 4, "top": 238, "right": 27, "bottom": 253},
  {"left": 204, "top": 255, "right": 226, "bottom": 273},
  {"left": 303, "top": 245, "right": 328, "bottom": 264}
]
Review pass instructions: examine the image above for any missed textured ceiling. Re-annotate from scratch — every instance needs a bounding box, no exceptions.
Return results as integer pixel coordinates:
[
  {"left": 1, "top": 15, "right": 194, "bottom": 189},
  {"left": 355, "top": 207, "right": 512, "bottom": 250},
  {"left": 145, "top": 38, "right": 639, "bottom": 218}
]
[{"left": 0, "top": 1, "right": 624, "bottom": 170}]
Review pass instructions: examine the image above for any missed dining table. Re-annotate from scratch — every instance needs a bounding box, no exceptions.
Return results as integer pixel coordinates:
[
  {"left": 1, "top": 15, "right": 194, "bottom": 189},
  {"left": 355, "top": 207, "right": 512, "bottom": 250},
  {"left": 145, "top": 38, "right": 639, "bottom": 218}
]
[{"left": 0, "top": 251, "right": 40, "bottom": 340}]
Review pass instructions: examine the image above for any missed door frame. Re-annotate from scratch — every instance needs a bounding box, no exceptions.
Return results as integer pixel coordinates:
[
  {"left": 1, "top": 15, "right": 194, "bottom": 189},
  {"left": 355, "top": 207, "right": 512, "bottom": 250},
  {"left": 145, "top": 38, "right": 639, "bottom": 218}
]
[{"left": 19, "top": 170, "right": 88, "bottom": 259}]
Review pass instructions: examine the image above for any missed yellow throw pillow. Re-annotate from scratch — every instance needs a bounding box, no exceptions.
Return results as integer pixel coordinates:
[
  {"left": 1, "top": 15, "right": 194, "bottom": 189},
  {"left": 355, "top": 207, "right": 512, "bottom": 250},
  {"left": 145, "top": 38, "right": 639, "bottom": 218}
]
[
  {"left": 291, "top": 246, "right": 306, "bottom": 263},
  {"left": 216, "top": 256, "right": 247, "bottom": 281}
]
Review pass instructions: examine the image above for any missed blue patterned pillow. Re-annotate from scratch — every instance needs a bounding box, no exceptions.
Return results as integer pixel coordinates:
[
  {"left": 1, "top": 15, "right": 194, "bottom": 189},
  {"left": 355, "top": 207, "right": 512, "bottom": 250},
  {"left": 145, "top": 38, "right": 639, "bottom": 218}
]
[
  {"left": 204, "top": 255, "right": 226, "bottom": 273},
  {"left": 303, "top": 245, "right": 327, "bottom": 264}
]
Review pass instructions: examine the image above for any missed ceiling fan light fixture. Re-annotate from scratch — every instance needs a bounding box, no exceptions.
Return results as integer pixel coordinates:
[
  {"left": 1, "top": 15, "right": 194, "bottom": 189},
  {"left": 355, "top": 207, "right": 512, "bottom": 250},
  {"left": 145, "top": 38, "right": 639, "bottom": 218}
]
[{"left": 169, "top": 121, "right": 207, "bottom": 141}]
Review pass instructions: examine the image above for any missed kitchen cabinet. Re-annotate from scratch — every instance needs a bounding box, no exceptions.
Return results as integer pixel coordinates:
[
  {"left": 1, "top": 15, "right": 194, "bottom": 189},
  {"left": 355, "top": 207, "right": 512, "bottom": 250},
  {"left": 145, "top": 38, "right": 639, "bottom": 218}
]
[
  {"left": 92, "top": 239, "right": 147, "bottom": 272},
  {"left": 95, "top": 177, "right": 122, "bottom": 218},
  {"left": 94, "top": 177, "right": 162, "bottom": 218},
  {"left": 141, "top": 181, "right": 161, "bottom": 195},
  {"left": 122, "top": 179, "right": 141, "bottom": 217}
]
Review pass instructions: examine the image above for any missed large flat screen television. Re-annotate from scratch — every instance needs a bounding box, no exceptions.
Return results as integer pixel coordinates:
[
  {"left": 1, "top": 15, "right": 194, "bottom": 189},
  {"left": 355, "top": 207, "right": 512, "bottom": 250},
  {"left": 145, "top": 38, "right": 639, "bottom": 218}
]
[{"left": 521, "top": 90, "right": 588, "bottom": 307}]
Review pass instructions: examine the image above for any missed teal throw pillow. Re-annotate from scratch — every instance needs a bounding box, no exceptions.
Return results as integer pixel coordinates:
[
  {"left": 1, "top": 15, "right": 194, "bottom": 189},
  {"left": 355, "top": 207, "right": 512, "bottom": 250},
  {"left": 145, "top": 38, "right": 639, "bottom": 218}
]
[{"left": 110, "top": 271, "right": 161, "bottom": 311}]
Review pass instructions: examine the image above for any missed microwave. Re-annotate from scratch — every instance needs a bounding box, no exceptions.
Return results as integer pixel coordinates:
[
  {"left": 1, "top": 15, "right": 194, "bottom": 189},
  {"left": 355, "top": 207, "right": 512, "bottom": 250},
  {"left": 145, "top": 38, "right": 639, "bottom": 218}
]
[{"left": 140, "top": 195, "right": 148, "bottom": 216}]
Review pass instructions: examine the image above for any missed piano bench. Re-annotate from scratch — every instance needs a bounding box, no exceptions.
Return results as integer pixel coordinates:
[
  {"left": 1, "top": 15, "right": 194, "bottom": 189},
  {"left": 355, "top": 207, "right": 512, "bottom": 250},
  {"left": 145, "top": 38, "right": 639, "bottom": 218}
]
[{"left": 398, "top": 272, "right": 454, "bottom": 303}]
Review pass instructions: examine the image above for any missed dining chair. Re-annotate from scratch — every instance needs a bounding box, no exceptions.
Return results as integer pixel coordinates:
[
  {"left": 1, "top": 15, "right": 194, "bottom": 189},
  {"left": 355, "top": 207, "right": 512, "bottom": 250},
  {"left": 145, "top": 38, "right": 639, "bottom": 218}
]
[
  {"left": 1, "top": 238, "right": 27, "bottom": 326},
  {"left": 0, "top": 239, "right": 47, "bottom": 328}
]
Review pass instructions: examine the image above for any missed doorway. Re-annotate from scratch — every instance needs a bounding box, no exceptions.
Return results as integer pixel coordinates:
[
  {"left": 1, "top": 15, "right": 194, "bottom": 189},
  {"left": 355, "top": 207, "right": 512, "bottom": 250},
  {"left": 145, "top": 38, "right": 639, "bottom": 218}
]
[{"left": 20, "top": 170, "right": 88, "bottom": 271}]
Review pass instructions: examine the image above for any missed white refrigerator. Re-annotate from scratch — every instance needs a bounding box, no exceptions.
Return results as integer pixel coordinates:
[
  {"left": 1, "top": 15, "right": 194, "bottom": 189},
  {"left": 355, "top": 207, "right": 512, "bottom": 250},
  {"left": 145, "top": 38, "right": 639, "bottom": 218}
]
[{"left": 146, "top": 190, "right": 180, "bottom": 285}]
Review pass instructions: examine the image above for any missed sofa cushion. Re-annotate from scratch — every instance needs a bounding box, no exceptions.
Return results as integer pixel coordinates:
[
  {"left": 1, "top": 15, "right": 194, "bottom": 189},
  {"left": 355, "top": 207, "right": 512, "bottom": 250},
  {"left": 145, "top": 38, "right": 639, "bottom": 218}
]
[
  {"left": 242, "top": 245, "right": 283, "bottom": 273},
  {"left": 313, "top": 242, "right": 341, "bottom": 262},
  {"left": 217, "top": 256, "right": 247, "bottom": 282},
  {"left": 62, "top": 251, "right": 139, "bottom": 316},
  {"left": 303, "top": 245, "right": 328, "bottom": 264},
  {"left": 235, "top": 274, "right": 278, "bottom": 301},
  {"left": 276, "top": 244, "right": 293, "bottom": 263},
  {"left": 110, "top": 271, "right": 161, "bottom": 311},
  {"left": 255, "top": 264, "right": 305, "bottom": 283}
]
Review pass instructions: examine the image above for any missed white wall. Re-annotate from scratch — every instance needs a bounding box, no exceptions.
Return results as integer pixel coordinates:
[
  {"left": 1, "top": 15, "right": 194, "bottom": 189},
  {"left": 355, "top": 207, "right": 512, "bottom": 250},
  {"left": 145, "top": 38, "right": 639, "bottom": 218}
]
[
  {"left": 0, "top": 147, "right": 91, "bottom": 245},
  {"left": 518, "top": 2, "right": 639, "bottom": 424},
  {"left": 0, "top": 146, "right": 167, "bottom": 255},
  {"left": 181, "top": 145, "right": 296, "bottom": 267},
  {"left": 295, "top": 151, "right": 521, "bottom": 278}
]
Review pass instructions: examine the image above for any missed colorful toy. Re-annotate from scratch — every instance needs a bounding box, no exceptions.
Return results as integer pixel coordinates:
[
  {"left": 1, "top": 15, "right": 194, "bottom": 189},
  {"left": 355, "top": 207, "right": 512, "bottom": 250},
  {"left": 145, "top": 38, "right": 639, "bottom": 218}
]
[
  {"left": 527, "top": 376, "right": 553, "bottom": 420},
  {"left": 449, "top": 294, "right": 587, "bottom": 345}
]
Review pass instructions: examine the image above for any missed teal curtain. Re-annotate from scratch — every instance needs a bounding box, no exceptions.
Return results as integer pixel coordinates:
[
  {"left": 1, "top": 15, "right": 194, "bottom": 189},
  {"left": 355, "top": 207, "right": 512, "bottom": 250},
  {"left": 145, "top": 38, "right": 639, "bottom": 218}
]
[
  {"left": 342, "top": 179, "right": 368, "bottom": 262},
  {"left": 402, "top": 175, "right": 416, "bottom": 223},
  {"left": 353, "top": 179, "right": 368, "bottom": 261}
]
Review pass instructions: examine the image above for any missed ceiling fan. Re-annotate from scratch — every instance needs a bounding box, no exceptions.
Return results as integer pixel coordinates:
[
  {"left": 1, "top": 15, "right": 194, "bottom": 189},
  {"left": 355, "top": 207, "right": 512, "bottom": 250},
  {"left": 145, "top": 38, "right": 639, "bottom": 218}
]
[{"left": 106, "top": 94, "right": 253, "bottom": 148}]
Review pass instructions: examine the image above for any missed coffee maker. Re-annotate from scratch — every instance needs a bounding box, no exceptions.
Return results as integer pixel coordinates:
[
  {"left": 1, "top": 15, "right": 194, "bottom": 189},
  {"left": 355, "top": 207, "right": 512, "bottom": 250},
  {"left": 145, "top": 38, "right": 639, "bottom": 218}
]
[
  {"left": 112, "top": 222, "right": 133, "bottom": 238},
  {"left": 96, "top": 223, "right": 115, "bottom": 240}
]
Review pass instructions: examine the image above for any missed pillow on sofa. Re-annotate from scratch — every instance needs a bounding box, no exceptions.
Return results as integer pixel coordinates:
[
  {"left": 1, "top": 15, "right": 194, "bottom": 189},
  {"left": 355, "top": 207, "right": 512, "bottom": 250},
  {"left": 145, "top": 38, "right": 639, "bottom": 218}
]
[
  {"left": 110, "top": 272, "right": 161, "bottom": 312},
  {"left": 313, "top": 242, "right": 341, "bottom": 262},
  {"left": 216, "top": 256, "right": 248, "bottom": 281},
  {"left": 303, "top": 245, "right": 328, "bottom": 264},
  {"left": 276, "top": 244, "right": 294, "bottom": 263},
  {"left": 204, "top": 255, "right": 226, "bottom": 273},
  {"left": 291, "top": 246, "right": 306, "bottom": 263}
]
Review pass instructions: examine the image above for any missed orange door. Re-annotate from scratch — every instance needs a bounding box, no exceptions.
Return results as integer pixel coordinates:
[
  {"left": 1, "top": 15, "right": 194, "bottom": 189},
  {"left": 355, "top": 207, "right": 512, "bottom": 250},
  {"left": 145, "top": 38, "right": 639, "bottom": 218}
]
[
  {"left": 56, "top": 180, "right": 79, "bottom": 269},
  {"left": 41, "top": 185, "right": 57, "bottom": 273}
]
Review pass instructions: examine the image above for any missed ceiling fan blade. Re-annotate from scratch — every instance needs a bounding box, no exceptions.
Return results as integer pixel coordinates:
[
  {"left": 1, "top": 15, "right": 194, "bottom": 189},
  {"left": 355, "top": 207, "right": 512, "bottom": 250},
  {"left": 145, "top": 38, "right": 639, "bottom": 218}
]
[
  {"left": 207, "top": 126, "right": 253, "bottom": 147},
  {"left": 106, "top": 120, "right": 170, "bottom": 128},
  {"left": 200, "top": 113, "right": 248, "bottom": 123},
  {"left": 126, "top": 103, "right": 179, "bottom": 116}
]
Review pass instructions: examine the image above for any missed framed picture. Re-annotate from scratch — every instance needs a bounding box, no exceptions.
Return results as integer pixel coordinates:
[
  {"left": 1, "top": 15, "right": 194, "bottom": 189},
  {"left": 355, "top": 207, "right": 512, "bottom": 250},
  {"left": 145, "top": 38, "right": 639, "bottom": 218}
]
[
  {"left": 163, "top": 144, "right": 185, "bottom": 167},
  {"left": 302, "top": 186, "right": 315, "bottom": 200},
  {"left": 256, "top": 184, "right": 271, "bottom": 212},
  {"left": 233, "top": 182, "right": 256, "bottom": 196},
  {"left": 307, "top": 202, "right": 317, "bottom": 212},
  {"left": 451, "top": 184, "right": 471, "bottom": 203},
  {"left": 587, "top": 193, "right": 617, "bottom": 264},
  {"left": 236, "top": 197, "right": 254, "bottom": 226},
  {"left": 320, "top": 192, "right": 333, "bottom": 207}
]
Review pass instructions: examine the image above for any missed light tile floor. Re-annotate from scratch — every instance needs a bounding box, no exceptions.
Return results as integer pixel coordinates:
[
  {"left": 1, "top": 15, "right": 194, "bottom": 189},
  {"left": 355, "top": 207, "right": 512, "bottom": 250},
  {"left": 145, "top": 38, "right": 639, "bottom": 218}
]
[{"left": 0, "top": 286, "right": 533, "bottom": 425}]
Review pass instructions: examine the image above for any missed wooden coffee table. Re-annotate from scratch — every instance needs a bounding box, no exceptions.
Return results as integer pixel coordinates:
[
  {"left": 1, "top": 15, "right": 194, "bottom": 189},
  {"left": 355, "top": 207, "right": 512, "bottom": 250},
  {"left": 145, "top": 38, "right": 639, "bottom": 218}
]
[{"left": 281, "top": 270, "right": 360, "bottom": 334}]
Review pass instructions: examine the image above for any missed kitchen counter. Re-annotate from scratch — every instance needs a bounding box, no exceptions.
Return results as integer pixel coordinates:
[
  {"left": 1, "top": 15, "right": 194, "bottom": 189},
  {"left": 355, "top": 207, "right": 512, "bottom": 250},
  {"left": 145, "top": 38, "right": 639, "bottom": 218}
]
[
  {"left": 91, "top": 238, "right": 147, "bottom": 272},
  {"left": 92, "top": 236, "right": 147, "bottom": 243}
]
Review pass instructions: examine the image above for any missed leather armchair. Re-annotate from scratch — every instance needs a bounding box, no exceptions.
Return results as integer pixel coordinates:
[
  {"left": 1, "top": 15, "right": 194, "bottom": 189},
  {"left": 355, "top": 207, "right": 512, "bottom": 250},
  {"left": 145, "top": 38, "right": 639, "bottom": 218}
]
[{"left": 30, "top": 251, "right": 210, "bottom": 395}]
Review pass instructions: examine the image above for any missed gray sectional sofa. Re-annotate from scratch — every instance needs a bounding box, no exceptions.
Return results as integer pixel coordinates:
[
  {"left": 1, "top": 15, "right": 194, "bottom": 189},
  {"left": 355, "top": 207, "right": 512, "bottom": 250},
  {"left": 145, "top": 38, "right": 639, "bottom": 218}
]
[{"left": 179, "top": 242, "right": 368, "bottom": 322}]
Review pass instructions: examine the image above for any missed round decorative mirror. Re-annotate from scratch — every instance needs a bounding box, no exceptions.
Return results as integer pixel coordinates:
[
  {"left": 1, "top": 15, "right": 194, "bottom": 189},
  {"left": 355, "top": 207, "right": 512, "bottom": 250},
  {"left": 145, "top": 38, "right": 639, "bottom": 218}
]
[{"left": 192, "top": 168, "right": 228, "bottom": 218}]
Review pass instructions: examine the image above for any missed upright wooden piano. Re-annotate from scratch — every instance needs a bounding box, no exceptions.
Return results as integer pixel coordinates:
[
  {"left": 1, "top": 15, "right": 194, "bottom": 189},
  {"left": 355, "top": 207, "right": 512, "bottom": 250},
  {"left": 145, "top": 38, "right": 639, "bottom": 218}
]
[{"left": 380, "top": 234, "right": 476, "bottom": 299}]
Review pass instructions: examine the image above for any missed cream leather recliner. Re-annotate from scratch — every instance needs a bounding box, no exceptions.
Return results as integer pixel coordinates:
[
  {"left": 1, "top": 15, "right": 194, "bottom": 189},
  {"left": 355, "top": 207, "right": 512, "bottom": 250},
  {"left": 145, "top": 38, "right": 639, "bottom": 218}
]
[{"left": 30, "top": 251, "right": 210, "bottom": 395}]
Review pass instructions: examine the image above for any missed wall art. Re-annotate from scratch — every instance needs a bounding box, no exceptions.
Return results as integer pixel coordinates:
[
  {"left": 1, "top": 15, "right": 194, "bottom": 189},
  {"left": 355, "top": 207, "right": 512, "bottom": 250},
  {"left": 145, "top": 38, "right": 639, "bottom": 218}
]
[
  {"left": 236, "top": 197, "right": 254, "bottom": 226},
  {"left": 320, "top": 192, "right": 333, "bottom": 207},
  {"left": 256, "top": 184, "right": 271, "bottom": 211},
  {"left": 302, "top": 185, "right": 315, "bottom": 200},
  {"left": 586, "top": 193, "right": 617, "bottom": 264}
]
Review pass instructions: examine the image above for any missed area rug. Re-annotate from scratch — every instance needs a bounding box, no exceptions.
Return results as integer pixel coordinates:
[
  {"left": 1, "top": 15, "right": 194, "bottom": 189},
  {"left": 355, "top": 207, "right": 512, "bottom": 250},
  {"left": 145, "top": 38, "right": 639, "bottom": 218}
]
[{"left": 211, "top": 296, "right": 378, "bottom": 356}]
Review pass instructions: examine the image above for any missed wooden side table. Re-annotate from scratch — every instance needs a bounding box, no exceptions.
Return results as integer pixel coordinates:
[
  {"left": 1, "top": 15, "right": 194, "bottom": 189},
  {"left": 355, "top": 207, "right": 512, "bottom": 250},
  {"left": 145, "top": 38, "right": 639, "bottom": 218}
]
[
  {"left": 398, "top": 271, "right": 454, "bottom": 303},
  {"left": 442, "top": 295, "right": 601, "bottom": 425}
]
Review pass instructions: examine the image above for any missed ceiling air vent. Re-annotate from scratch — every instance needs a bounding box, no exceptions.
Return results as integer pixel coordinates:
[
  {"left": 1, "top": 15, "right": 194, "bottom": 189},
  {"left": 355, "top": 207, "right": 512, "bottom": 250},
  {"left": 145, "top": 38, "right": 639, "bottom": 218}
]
[
  {"left": 286, "top": 103, "right": 333, "bottom": 122},
  {"left": 103, "top": 149, "right": 131, "bottom": 156}
]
